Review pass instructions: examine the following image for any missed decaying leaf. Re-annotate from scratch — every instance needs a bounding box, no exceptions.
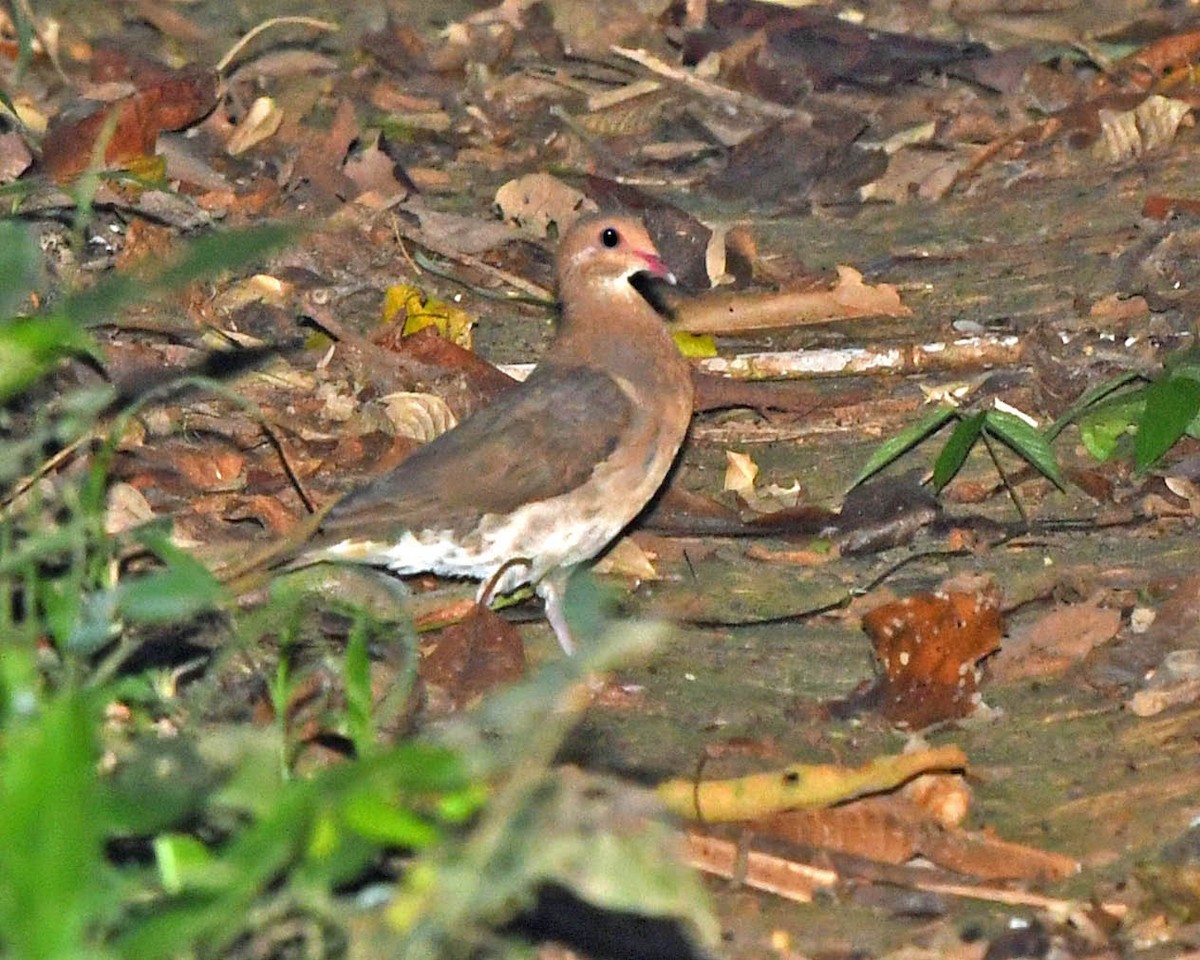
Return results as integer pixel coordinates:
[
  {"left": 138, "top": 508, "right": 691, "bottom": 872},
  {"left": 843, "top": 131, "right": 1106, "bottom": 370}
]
[
  {"left": 382, "top": 391, "right": 458, "bottom": 443},
  {"left": 39, "top": 62, "right": 218, "bottom": 181},
  {"left": 990, "top": 592, "right": 1121, "bottom": 682},
  {"left": 656, "top": 744, "right": 967, "bottom": 822},
  {"left": 592, "top": 536, "right": 659, "bottom": 580},
  {"left": 420, "top": 605, "right": 525, "bottom": 713},
  {"left": 494, "top": 172, "right": 597, "bottom": 237},
  {"left": 226, "top": 96, "right": 284, "bottom": 156},
  {"left": 862, "top": 588, "right": 1003, "bottom": 728},
  {"left": 382, "top": 283, "right": 475, "bottom": 350},
  {"left": 209, "top": 274, "right": 290, "bottom": 316},
  {"left": 723, "top": 449, "right": 759, "bottom": 496},
  {"left": 105, "top": 481, "right": 155, "bottom": 535},
  {"left": 1094, "top": 95, "right": 1193, "bottom": 164}
]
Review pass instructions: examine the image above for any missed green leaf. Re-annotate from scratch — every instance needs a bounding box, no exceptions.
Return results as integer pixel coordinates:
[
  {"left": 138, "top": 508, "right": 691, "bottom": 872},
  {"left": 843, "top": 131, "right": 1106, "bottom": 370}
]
[
  {"left": 0, "top": 220, "right": 38, "bottom": 317},
  {"left": 341, "top": 791, "right": 440, "bottom": 848},
  {"left": 0, "top": 315, "right": 99, "bottom": 403},
  {"left": 117, "top": 538, "right": 224, "bottom": 624},
  {"left": 1079, "top": 393, "right": 1144, "bottom": 461},
  {"left": 852, "top": 406, "right": 957, "bottom": 488},
  {"left": 983, "top": 410, "right": 1066, "bottom": 490},
  {"left": 1045, "top": 369, "right": 1142, "bottom": 441},
  {"left": 344, "top": 617, "right": 374, "bottom": 756},
  {"left": 154, "top": 834, "right": 227, "bottom": 895},
  {"left": 931, "top": 412, "right": 985, "bottom": 491},
  {"left": 1135, "top": 375, "right": 1200, "bottom": 470},
  {"left": 0, "top": 691, "right": 115, "bottom": 959}
]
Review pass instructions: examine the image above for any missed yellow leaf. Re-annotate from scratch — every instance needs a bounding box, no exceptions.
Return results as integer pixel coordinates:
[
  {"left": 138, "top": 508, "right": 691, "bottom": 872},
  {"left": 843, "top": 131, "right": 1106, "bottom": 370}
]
[
  {"left": 657, "top": 745, "right": 968, "bottom": 822},
  {"left": 672, "top": 329, "right": 717, "bottom": 357},
  {"left": 382, "top": 283, "right": 475, "bottom": 349}
]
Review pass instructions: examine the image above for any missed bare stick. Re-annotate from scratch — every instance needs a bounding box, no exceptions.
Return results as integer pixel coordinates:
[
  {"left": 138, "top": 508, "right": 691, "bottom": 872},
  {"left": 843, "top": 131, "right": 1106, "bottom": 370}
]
[
  {"left": 216, "top": 16, "right": 339, "bottom": 75},
  {"left": 611, "top": 45, "right": 802, "bottom": 121}
]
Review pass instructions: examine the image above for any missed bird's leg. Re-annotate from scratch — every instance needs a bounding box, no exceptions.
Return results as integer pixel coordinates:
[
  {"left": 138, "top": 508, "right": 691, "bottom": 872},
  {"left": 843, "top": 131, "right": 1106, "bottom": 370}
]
[{"left": 537, "top": 571, "right": 576, "bottom": 656}]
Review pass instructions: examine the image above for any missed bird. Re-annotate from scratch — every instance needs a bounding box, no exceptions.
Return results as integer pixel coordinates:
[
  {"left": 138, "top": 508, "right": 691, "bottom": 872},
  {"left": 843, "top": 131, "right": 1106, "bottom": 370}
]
[{"left": 294, "top": 214, "right": 695, "bottom": 654}]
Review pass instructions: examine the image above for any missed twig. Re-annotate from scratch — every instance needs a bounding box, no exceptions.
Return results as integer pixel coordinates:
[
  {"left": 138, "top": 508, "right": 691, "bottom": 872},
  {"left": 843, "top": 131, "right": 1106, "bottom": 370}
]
[
  {"left": 1, "top": 432, "right": 90, "bottom": 516},
  {"left": 697, "top": 335, "right": 1023, "bottom": 380},
  {"left": 261, "top": 419, "right": 317, "bottom": 513},
  {"left": 215, "top": 16, "right": 339, "bottom": 75},
  {"left": 611, "top": 45, "right": 802, "bottom": 121},
  {"left": 390, "top": 215, "right": 553, "bottom": 302},
  {"left": 412, "top": 251, "right": 553, "bottom": 305}
]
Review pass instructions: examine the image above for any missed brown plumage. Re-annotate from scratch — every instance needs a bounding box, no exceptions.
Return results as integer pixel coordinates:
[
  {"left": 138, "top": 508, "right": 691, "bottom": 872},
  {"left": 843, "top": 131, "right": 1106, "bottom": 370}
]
[{"left": 299, "top": 214, "right": 694, "bottom": 653}]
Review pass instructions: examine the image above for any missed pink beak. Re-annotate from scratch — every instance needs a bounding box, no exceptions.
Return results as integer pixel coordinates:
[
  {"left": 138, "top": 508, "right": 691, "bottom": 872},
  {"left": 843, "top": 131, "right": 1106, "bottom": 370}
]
[{"left": 635, "top": 249, "right": 676, "bottom": 284}]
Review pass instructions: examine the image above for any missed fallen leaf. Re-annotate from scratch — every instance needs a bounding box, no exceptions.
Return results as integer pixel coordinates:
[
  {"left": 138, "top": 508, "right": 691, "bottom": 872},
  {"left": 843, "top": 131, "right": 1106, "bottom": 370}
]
[
  {"left": 40, "top": 63, "right": 218, "bottom": 182},
  {"left": 494, "top": 172, "right": 597, "bottom": 237},
  {"left": 592, "top": 536, "right": 659, "bottom": 580},
  {"left": 723, "top": 449, "right": 759, "bottom": 496},
  {"left": 382, "top": 392, "right": 458, "bottom": 443},
  {"left": 382, "top": 283, "right": 475, "bottom": 350},
  {"left": 105, "top": 481, "right": 155, "bottom": 535},
  {"left": 861, "top": 589, "right": 1003, "bottom": 728},
  {"left": 657, "top": 744, "right": 967, "bottom": 822},
  {"left": 344, "top": 133, "right": 410, "bottom": 200},
  {"left": 1094, "top": 95, "right": 1192, "bottom": 164},
  {"left": 226, "top": 96, "right": 284, "bottom": 156},
  {"left": 990, "top": 592, "right": 1121, "bottom": 681},
  {"left": 420, "top": 605, "right": 525, "bottom": 712}
]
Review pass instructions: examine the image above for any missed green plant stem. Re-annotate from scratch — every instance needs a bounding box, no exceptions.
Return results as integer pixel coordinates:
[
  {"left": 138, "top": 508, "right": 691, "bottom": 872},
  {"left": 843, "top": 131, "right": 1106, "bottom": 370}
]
[{"left": 981, "top": 429, "right": 1028, "bottom": 529}]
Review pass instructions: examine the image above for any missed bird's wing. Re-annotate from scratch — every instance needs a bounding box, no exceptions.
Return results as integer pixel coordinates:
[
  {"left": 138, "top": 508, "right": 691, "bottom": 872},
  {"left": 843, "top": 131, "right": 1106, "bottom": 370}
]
[{"left": 313, "top": 362, "right": 636, "bottom": 543}]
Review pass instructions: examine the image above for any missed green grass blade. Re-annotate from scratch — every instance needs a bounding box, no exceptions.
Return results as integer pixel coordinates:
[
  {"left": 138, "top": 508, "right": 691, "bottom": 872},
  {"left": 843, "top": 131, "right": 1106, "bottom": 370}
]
[
  {"left": 57, "top": 223, "right": 295, "bottom": 329},
  {"left": 344, "top": 615, "right": 374, "bottom": 756},
  {"left": 0, "top": 692, "right": 113, "bottom": 959},
  {"left": 117, "top": 532, "right": 225, "bottom": 624}
]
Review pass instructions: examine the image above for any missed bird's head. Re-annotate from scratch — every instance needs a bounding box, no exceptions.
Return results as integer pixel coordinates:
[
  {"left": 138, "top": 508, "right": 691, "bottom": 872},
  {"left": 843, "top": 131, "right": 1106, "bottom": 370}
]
[{"left": 555, "top": 215, "right": 676, "bottom": 303}]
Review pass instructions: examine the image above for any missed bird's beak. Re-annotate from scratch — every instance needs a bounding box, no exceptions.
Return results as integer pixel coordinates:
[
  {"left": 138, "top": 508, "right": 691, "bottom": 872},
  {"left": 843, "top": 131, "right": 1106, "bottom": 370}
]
[{"left": 634, "top": 250, "right": 676, "bottom": 285}]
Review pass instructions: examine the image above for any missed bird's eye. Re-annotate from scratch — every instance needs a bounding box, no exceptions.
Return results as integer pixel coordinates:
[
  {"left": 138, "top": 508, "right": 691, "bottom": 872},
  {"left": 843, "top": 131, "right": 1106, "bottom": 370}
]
[{"left": 600, "top": 226, "right": 620, "bottom": 248}]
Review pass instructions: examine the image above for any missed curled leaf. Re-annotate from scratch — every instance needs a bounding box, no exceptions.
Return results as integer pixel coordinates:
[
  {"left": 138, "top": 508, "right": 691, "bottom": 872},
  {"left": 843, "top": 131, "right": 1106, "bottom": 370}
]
[{"left": 383, "top": 391, "right": 458, "bottom": 443}]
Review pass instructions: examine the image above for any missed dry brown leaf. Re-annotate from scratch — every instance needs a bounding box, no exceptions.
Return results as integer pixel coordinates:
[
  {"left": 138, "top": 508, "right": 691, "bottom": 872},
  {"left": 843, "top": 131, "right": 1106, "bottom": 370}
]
[
  {"left": 226, "top": 96, "right": 284, "bottom": 155},
  {"left": 1089, "top": 292, "right": 1150, "bottom": 322},
  {"left": 592, "top": 536, "right": 659, "bottom": 580},
  {"left": 1094, "top": 95, "right": 1192, "bottom": 164},
  {"left": 382, "top": 392, "right": 458, "bottom": 443},
  {"left": 0, "top": 130, "right": 33, "bottom": 182},
  {"left": 863, "top": 589, "right": 1002, "bottom": 728},
  {"left": 494, "top": 172, "right": 597, "bottom": 238},
  {"left": 723, "top": 449, "right": 758, "bottom": 495},
  {"left": 420, "top": 605, "right": 525, "bottom": 712},
  {"left": 990, "top": 592, "right": 1121, "bottom": 682},
  {"left": 344, "top": 134, "right": 409, "bottom": 200},
  {"left": 105, "top": 481, "right": 155, "bottom": 535}
]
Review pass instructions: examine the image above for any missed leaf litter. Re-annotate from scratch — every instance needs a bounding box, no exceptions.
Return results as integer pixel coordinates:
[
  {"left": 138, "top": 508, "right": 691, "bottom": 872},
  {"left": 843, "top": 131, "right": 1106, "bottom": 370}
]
[{"left": 11, "top": 0, "right": 1200, "bottom": 955}]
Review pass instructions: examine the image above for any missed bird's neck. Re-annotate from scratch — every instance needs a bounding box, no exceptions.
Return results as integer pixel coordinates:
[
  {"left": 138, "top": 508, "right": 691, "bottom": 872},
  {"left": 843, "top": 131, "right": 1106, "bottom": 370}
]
[{"left": 553, "top": 280, "right": 682, "bottom": 386}]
